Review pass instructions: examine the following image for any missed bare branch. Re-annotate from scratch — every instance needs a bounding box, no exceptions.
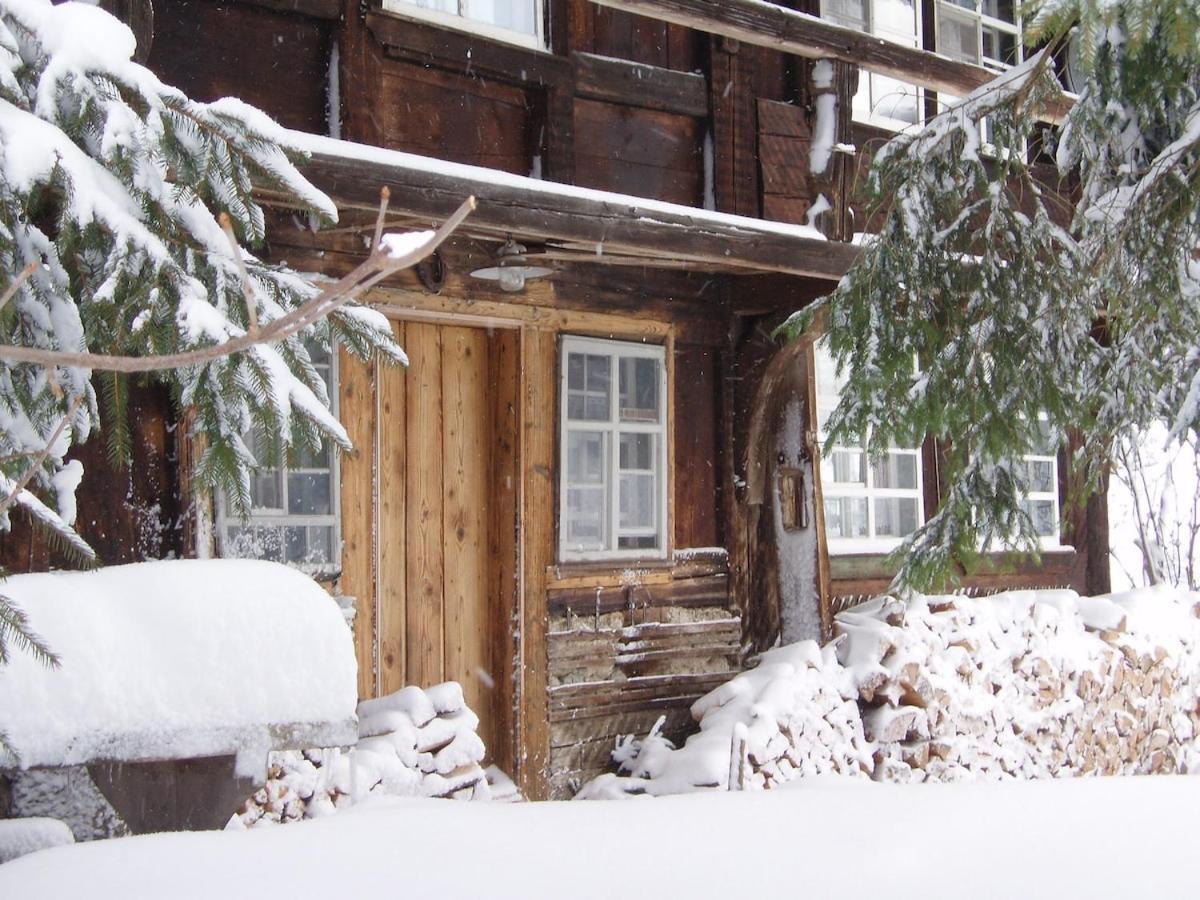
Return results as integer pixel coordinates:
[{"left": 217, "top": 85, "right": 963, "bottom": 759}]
[
  {"left": 0, "top": 394, "right": 84, "bottom": 519},
  {"left": 0, "top": 261, "right": 38, "bottom": 315},
  {"left": 0, "top": 195, "right": 477, "bottom": 374},
  {"left": 219, "top": 212, "right": 259, "bottom": 337},
  {"left": 372, "top": 186, "right": 391, "bottom": 254}
]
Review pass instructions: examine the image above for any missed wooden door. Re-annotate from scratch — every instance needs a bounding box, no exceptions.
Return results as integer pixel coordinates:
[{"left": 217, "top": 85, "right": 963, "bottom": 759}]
[{"left": 375, "top": 320, "right": 518, "bottom": 766}]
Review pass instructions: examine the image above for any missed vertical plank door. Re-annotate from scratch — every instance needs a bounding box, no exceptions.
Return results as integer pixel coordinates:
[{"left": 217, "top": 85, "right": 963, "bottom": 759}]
[{"left": 367, "top": 321, "right": 516, "bottom": 767}]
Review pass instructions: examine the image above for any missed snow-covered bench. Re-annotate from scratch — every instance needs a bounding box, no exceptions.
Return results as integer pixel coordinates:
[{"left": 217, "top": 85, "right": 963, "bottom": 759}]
[{"left": 0, "top": 560, "right": 358, "bottom": 837}]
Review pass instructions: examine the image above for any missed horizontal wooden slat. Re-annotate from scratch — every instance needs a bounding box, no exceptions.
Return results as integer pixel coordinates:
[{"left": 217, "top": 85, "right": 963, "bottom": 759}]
[
  {"left": 549, "top": 672, "right": 731, "bottom": 709},
  {"left": 757, "top": 99, "right": 809, "bottom": 139},
  {"left": 235, "top": 0, "right": 341, "bottom": 19},
  {"left": 548, "top": 573, "right": 730, "bottom": 616},
  {"left": 572, "top": 51, "right": 709, "bottom": 117},
  {"left": 586, "top": 0, "right": 1072, "bottom": 123}
]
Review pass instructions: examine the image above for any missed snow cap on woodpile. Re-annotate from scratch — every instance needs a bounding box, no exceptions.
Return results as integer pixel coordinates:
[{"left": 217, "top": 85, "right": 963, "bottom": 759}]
[
  {"left": 579, "top": 585, "right": 1200, "bottom": 797},
  {"left": 0, "top": 560, "right": 358, "bottom": 776}
]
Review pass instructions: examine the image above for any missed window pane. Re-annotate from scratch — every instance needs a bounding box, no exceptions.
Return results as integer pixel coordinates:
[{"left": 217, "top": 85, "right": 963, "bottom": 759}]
[
  {"left": 871, "top": 74, "right": 920, "bottom": 124},
  {"left": 982, "top": 26, "right": 1018, "bottom": 66},
  {"left": 823, "top": 450, "right": 866, "bottom": 485},
  {"left": 874, "top": 0, "right": 917, "bottom": 38},
  {"left": 619, "top": 433, "right": 654, "bottom": 471},
  {"left": 619, "top": 473, "right": 656, "bottom": 531},
  {"left": 250, "top": 470, "right": 282, "bottom": 510},
  {"left": 982, "top": 0, "right": 1015, "bottom": 22},
  {"left": 566, "top": 487, "right": 605, "bottom": 548},
  {"left": 875, "top": 497, "right": 919, "bottom": 537},
  {"left": 412, "top": 0, "right": 458, "bottom": 12},
  {"left": 939, "top": 13, "right": 978, "bottom": 63},
  {"left": 469, "top": 0, "right": 537, "bottom": 34},
  {"left": 1031, "top": 420, "right": 1058, "bottom": 456},
  {"left": 1025, "top": 459, "right": 1055, "bottom": 494},
  {"left": 619, "top": 357, "right": 660, "bottom": 423},
  {"left": 618, "top": 535, "right": 659, "bottom": 551},
  {"left": 567, "top": 431, "right": 606, "bottom": 485},
  {"left": 287, "top": 472, "right": 331, "bottom": 515},
  {"left": 567, "top": 353, "right": 610, "bottom": 422},
  {"left": 1023, "top": 499, "right": 1057, "bottom": 537},
  {"left": 826, "top": 0, "right": 867, "bottom": 29},
  {"left": 873, "top": 452, "right": 918, "bottom": 490},
  {"left": 226, "top": 525, "right": 283, "bottom": 562},
  {"left": 295, "top": 441, "right": 331, "bottom": 469},
  {"left": 825, "top": 496, "right": 869, "bottom": 538}
]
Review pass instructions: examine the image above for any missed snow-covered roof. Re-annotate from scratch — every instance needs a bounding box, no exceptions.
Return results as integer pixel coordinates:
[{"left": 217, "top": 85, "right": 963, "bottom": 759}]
[
  {"left": 0, "top": 560, "right": 358, "bottom": 774},
  {"left": 283, "top": 131, "right": 860, "bottom": 280}
]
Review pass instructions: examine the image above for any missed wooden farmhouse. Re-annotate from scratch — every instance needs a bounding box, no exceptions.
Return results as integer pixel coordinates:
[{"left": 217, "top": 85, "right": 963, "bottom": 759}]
[{"left": 3, "top": 0, "right": 1110, "bottom": 799}]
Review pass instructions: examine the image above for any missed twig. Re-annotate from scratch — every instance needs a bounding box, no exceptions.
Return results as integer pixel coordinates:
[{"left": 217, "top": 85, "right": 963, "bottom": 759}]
[
  {"left": 0, "top": 261, "right": 38, "bottom": 315},
  {"left": 0, "top": 195, "right": 476, "bottom": 374},
  {"left": 0, "top": 394, "right": 84, "bottom": 518},
  {"left": 372, "top": 186, "right": 391, "bottom": 253},
  {"left": 219, "top": 212, "right": 259, "bottom": 337}
]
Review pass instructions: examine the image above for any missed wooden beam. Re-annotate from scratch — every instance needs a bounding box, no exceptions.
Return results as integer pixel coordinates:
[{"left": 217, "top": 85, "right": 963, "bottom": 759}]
[
  {"left": 234, "top": 0, "right": 341, "bottom": 20},
  {"left": 571, "top": 51, "right": 709, "bottom": 118},
  {"left": 586, "top": 0, "right": 1071, "bottom": 122},
  {"left": 293, "top": 150, "right": 860, "bottom": 280}
]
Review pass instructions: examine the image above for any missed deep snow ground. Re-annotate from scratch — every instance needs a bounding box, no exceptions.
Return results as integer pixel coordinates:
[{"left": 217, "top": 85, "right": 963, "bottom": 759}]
[{"left": 3, "top": 775, "right": 1198, "bottom": 898}]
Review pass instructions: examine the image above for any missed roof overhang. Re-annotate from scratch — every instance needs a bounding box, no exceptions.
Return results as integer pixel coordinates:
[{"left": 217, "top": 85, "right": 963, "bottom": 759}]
[{"left": 261, "top": 133, "right": 860, "bottom": 282}]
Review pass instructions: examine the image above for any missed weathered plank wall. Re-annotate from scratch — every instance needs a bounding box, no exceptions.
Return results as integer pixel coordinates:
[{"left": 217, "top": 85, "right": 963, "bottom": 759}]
[
  {"left": 148, "top": 0, "right": 332, "bottom": 134},
  {"left": 545, "top": 550, "right": 739, "bottom": 796}
]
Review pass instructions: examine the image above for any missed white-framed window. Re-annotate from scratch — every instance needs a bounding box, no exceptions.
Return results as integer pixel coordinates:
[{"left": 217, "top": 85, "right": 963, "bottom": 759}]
[
  {"left": 215, "top": 344, "right": 340, "bottom": 574},
  {"left": 935, "top": 0, "right": 1021, "bottom": 71},
  {"left": 1020, "top": 416, "right": 1061, "bottom": 547},
  {"left": 559, "top": 336, "right": 668, "bottom": 562},
  {"left": 934, "top": 0, "right": 1023, "bottom": 145},
  {"left": 381, "top": 0, "right": 545, "bottom": 50},
  {"left": 821, "top": 0, "right": 924, "bottom": 129},
  {"left": 814, "top": 341, "right": 925, "bottom": 553}
]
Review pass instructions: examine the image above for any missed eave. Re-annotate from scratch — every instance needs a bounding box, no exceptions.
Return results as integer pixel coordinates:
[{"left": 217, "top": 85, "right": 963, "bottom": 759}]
[{"left": 261, "top": 133, "right": 860, "bottom": 282}]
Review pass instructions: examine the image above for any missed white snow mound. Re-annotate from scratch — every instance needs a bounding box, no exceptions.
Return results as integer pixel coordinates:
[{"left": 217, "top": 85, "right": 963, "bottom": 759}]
[{"left": 0, "top": 560, "right": 358, "bottom": 773}]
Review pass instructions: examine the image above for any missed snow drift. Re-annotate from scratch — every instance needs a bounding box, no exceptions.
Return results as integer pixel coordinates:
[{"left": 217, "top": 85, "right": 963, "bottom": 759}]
[
  {"left": 579, "top": 586, "right": 1200, "bottom": 797},
  {"left": 0, "top": 560, "right": 358, "bottom": 774}
]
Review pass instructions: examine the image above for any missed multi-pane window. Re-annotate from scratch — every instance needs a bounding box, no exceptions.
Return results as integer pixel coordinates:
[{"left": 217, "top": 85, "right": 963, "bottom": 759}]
[
  {"left": 383, "top": 0, "right": 544, "bottom": 48},
  {"left": 936, "top": 0, "right": 1021, "bottom": 71},
  {"left": 559, "top": 336, "right": 667, "bottom": 561},
  {"left": 1021, "top": 417, "right": 1060, "bottom": 544},
  {"left": 815, "top": 342, "right": 925, "bottom": 551},
  {"left": 822, "top": 0, "right": 924, "bottom": 128},
  {"left": 216, "top": 344, "right": 340, "bottom": 573}
]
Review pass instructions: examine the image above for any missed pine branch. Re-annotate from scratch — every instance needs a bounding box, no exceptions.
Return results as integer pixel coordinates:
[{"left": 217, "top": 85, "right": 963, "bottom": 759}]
[
  {"left": 0, "top": 592, "right": 58, "bottom": 668},
  {"left": 0, "top": 194, "right": 475, "bottom": 374}
]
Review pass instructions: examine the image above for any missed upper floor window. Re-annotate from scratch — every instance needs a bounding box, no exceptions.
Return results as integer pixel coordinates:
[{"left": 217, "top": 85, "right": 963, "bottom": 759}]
[
  {"left": 814, "top": 342, "right": 925, "bottom": 552},
  {"left": 935, "top": 0, "right": 1021, "bottom": 71},
  {"left": 382, "top": 0, "right": 545, "bottom": 50},
  {"left": 215, "top": 343, "right": 340, "bottom": 575},
  {"left": 821, "top": 0, "right": 924, "bottom": 129},
  {"left": 559, "top": 336, "right": 668, "bottom": 562}
]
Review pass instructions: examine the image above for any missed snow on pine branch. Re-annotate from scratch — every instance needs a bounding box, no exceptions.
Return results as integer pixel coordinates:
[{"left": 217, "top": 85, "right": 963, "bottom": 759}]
[
  {"left": 0, "top": 0, "right": 410, "bottom": 570},
  {"left": 781, "top": 0, "right": 1200, "bottom": 591}
]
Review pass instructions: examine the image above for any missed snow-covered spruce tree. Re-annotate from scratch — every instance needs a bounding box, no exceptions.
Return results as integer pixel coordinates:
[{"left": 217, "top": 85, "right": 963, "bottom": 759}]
[
  {"left": 0, "top": 0, "right": 405, "bottom": 663},
  {"left": 783, "top": 0, "right": 1200, "bottom": 591}
]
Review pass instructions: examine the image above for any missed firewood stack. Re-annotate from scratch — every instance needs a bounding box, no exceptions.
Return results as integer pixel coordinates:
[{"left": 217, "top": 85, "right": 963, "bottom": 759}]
[
  {"left": 576, "top": 586, "right": 1200, "bottom": 799},
  {"left": 840, "top": 588, "right": 1200, "bottom": 783},
  {"left": 234, "top": 682, "right": 494, "bottom": 827}
]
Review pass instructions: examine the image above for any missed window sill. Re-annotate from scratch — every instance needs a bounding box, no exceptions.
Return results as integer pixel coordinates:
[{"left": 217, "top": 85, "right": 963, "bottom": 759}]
[{"left": 377, "top": 1, "right": 548, "bottom": 53}]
